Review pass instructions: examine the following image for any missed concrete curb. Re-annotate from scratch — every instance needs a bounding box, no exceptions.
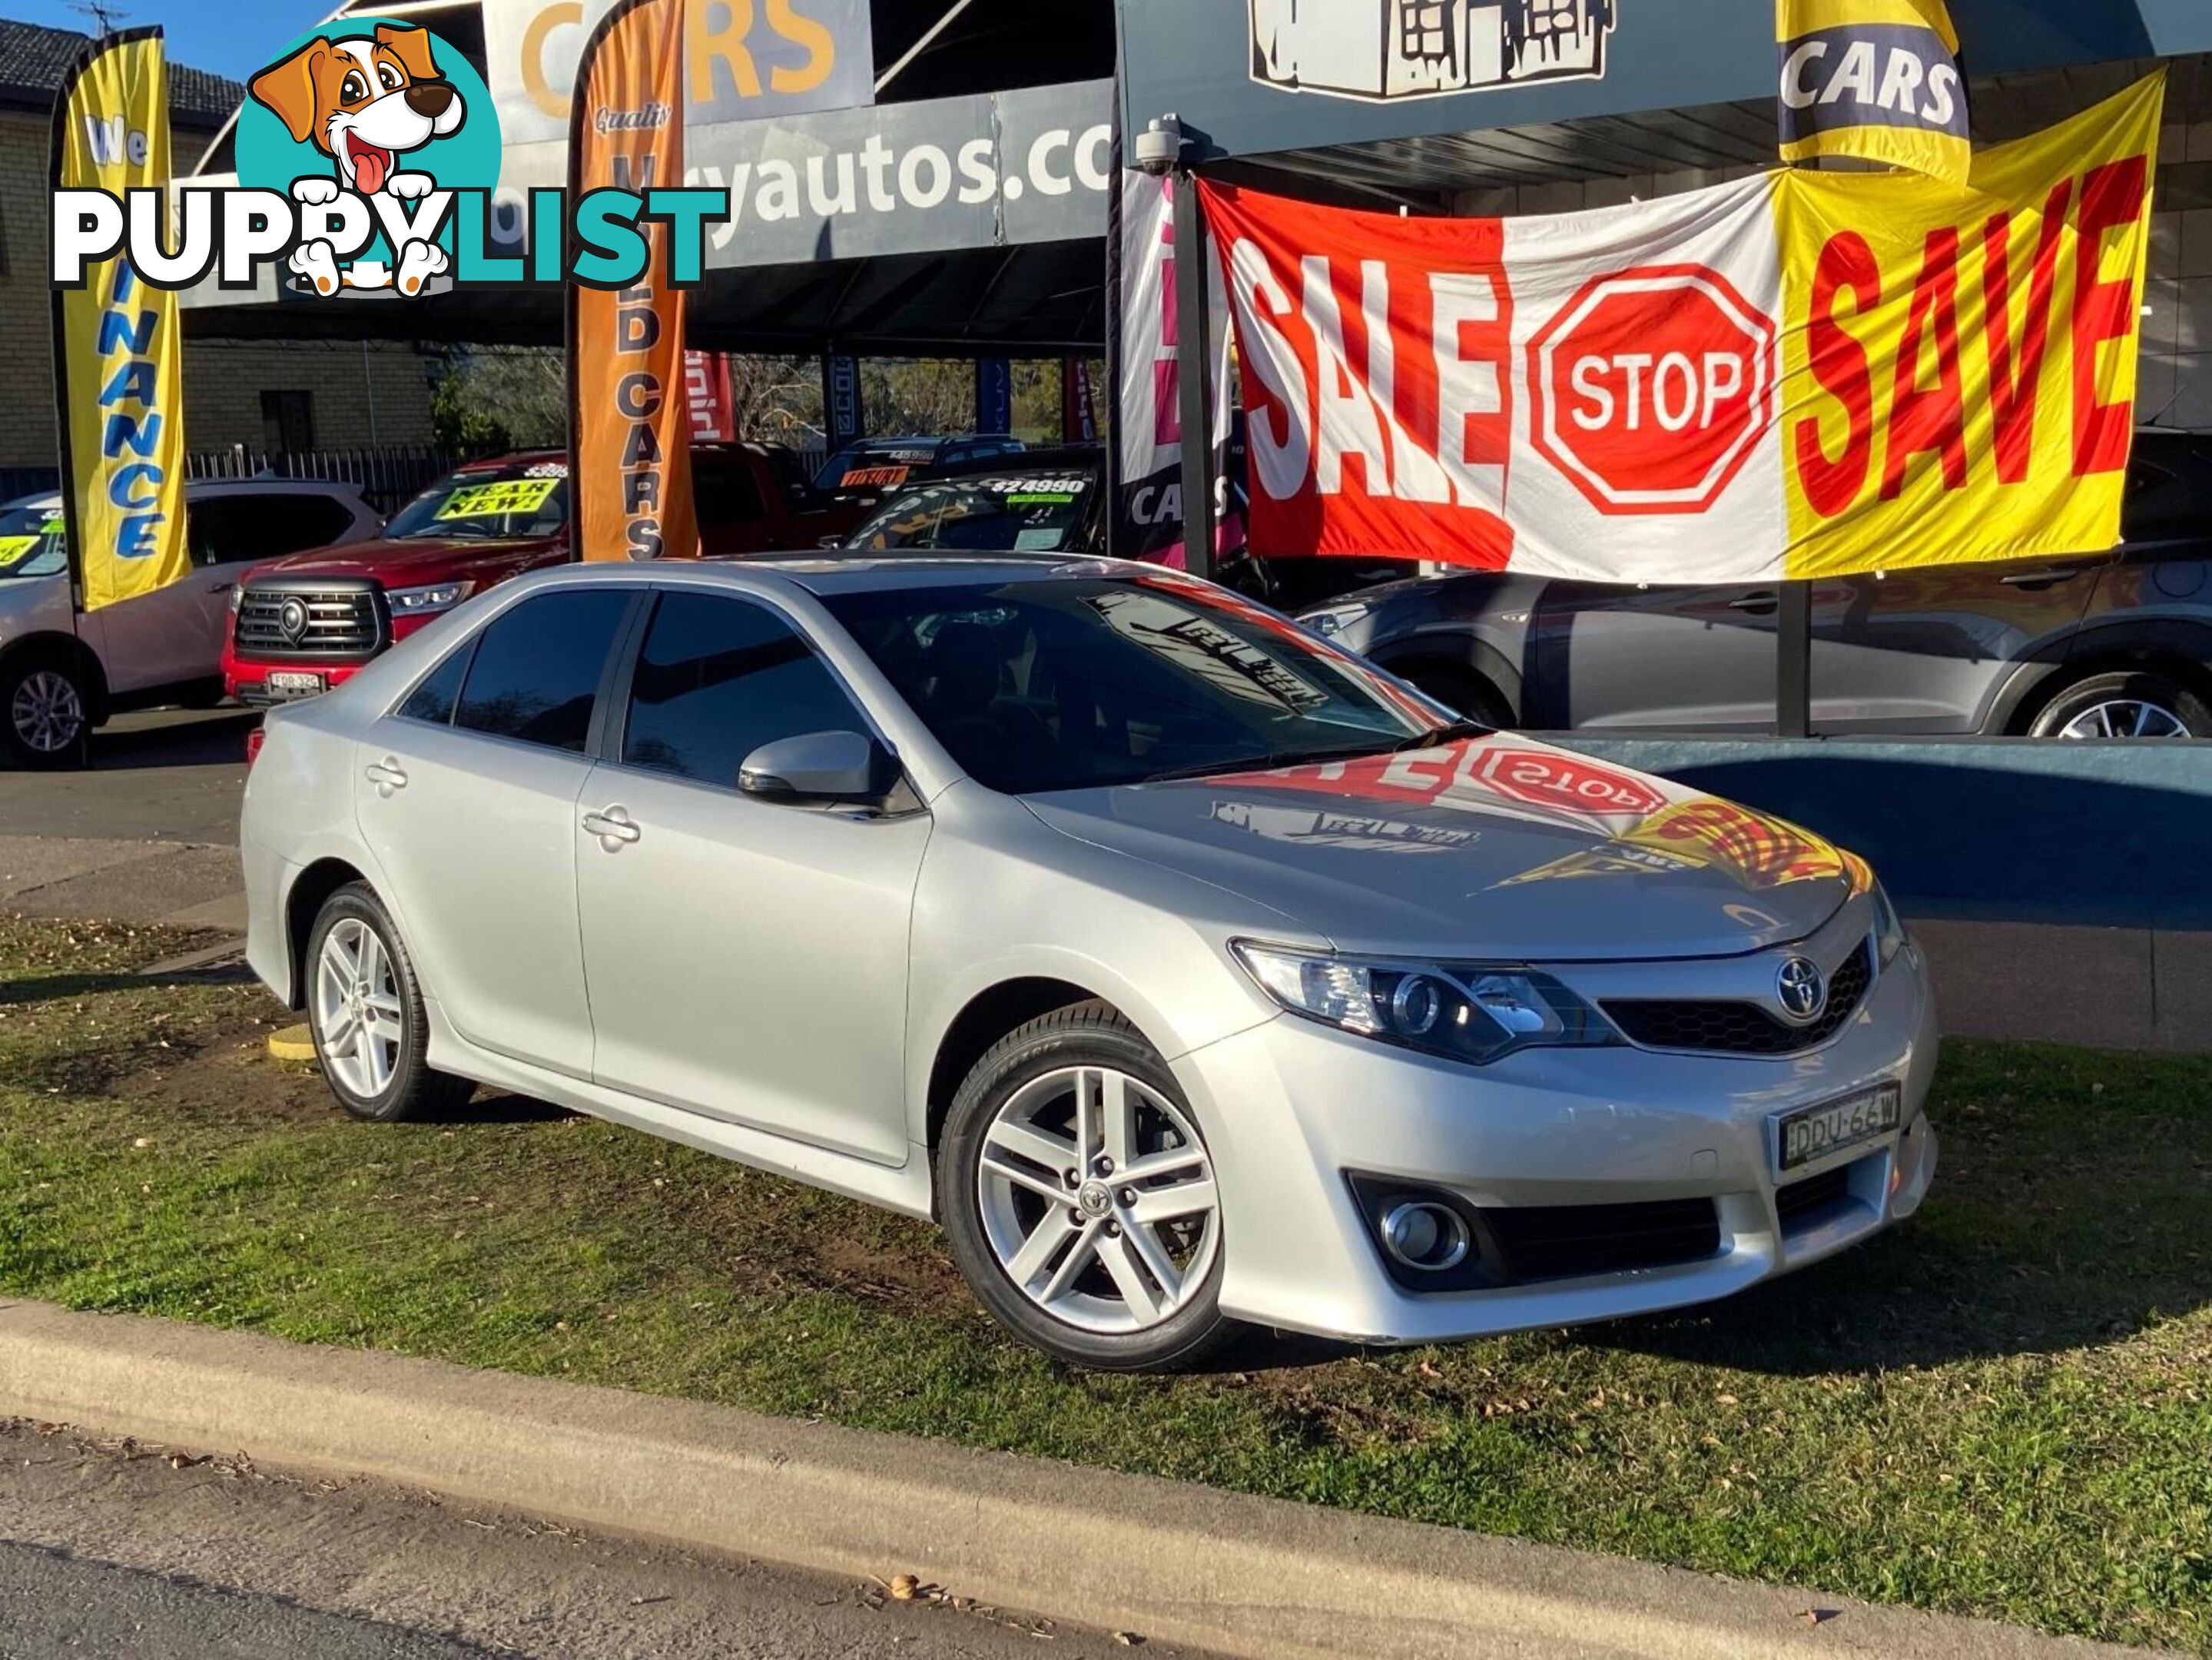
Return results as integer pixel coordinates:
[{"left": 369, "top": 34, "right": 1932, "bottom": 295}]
[{"left": 0, "top": 1300, "right": 2154, "bottom": 1660}]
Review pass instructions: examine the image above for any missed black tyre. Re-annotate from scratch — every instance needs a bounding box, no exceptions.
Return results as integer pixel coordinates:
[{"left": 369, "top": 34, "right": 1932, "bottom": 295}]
[
  {"left": 2, "top": 649, "right": 91, "bottom": 769},
  {"left": 939, "top": 1001, "right": 1237, "bottom": 1372},
  {"left": 1398, "top": 662, "right": 1512, "bottom": 727},
  {"left": 2026, "top": 670, "right": 2210, "bottom": 740},
  {"left": 304, "top": 882, "right": 474, "bottom": 1124}
]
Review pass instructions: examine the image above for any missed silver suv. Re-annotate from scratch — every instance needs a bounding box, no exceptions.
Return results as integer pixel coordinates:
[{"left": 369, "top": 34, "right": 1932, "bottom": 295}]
[{"left": 1305, "top": 428, "right": 2212, "bottom": 739}]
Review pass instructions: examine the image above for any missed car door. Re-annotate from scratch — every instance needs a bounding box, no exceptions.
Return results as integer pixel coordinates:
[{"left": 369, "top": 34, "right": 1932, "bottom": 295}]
[
  {"left": 575, "top": 586, "right": 930, "bottom": 1165},
  {"left": 355, "top": 586, "right": 641, "bottom": 1079},
  {"left": 1532, "top": 580, "right": 1782, "bottom": 730},
  {"left": 1807, "top": 560, "right": 2101, "bottom": 732},
  {"left": 89, "top": 498, "right": 242, "bottom": 694}
]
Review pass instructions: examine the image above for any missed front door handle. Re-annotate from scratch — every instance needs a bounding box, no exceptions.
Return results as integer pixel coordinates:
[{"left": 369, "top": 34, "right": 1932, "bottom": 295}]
[
  {"left": 365, "top": 757, "right": 408, "bottom": 797},
  {"left": 1999, "top": 566, "right": 2082, "bottom": 589},
  {"left": 1728, "top": 593, "right": 1779, "bottom": 615},
  {"left": 582, "top": 806, "right": 642, "bottom": 848}
]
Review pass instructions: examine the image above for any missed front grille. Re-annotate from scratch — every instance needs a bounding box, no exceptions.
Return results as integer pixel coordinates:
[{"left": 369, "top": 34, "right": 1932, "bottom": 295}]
[
  {"left": 1484, "top": 1197, "right": 1722, "bottom": 1283},
  {"left": 1603, "top": 942, "right": 1874, "bottom": 1057},
  {"left": 1776, "top": 1164, "right": 1854, "bottom": 1229},
  {"left": 234, "top": 583, "right": 386, "bottom": 659}
]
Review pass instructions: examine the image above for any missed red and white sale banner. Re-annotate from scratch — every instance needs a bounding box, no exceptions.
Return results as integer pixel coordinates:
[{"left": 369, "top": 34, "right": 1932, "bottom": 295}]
[{"left": 1201, "top": 71, "right": 2163, "bottom": 584}]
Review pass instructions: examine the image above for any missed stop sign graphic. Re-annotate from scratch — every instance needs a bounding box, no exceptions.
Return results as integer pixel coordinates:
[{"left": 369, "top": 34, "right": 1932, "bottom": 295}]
[
  {"left": 1528, "top": 263, "right": 1778, "bottom": 516},
  {"left": 1468, "top": 746, "right": 1666, "bottom": 822}
]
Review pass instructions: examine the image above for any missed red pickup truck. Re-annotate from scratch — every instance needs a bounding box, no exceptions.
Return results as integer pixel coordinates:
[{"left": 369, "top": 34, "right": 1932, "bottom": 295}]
[{"left": 224, "top": 445, "right": 846, "bottom": 705}]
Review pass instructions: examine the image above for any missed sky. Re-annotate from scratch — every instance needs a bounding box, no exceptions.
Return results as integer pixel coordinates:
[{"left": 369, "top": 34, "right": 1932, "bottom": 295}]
[{"left": 12, "top": 0, "right": 333, "bottom": 84}]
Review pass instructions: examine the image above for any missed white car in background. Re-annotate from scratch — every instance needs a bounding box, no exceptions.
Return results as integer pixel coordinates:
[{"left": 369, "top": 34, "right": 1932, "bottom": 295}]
[{"left": 0, "top": 478, "right": 382, "bottom": 766}]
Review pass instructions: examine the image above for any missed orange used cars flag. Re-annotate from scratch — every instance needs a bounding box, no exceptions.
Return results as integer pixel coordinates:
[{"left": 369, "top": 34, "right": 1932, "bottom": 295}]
[{"left": 567, "top": 0, "right": 696, "bottom": 562}]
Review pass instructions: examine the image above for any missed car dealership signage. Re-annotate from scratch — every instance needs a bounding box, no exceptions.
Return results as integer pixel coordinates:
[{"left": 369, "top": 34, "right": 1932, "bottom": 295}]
[{"left": 1199, "top": 72, "right": 2163, "bottom": 583}]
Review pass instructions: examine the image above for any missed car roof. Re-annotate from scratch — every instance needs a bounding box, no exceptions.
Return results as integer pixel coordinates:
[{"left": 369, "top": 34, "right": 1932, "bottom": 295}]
[
  {"left": 508, "top": 552, "right": 1151, "bottom": 603},
  {"left": 3, "top": 477, "right": 367, "bottom": 510},
  {"left": 913, "top": 445, "right": 1099, "bottom": 478}
]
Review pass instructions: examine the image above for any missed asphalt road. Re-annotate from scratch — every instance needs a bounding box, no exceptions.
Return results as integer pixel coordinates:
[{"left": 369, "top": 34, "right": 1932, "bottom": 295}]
[
  {"left": 0, "top": 1421, "right": 1193, "bottom": 1660},
  {"left": 4, "top": 709, "right": 250, "bottom": 845}
]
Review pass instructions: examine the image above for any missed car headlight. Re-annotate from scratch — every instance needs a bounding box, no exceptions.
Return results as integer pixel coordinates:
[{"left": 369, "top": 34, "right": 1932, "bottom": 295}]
[
  {"left": 386, "top": 580, "right": 475, "bottom": 616},
  {"left": 1300, "top": 602, "right": 1374, "bottom": 640},
  {"left": 1872, "top": 880, "right": 1907, "bottom": 966},
  {"left": 228, "top": 585, "right": 245, "bottom": 613},
  {"left": 1232, "top": 941, "right": 1617, "bottom": 1066}
]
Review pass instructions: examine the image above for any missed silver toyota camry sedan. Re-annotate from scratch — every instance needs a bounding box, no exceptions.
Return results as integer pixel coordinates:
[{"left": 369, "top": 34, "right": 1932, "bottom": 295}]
[{"left": 240, "top": 556, "right": 1938, "bottom": 1370}]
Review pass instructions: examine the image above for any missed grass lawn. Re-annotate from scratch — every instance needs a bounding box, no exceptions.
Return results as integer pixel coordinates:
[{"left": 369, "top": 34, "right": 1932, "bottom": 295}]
[{"left": 2, "top": 916, "right": 2207, "bottom": 1651}]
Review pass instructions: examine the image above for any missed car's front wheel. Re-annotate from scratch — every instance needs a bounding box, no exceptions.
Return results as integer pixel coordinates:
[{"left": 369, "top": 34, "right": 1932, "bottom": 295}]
[
  {"left": 940, "top": 1001, "right": 1236, "bottom": 1371},
  {"left": 2, "top": 651, "right": 90, "bottom": 769},
  {"left": 305, "top": 882, "right": 474, "bottom": 1123},
  {"left": 2028, "top": 669, "right": 2210, "bottom": 739}
]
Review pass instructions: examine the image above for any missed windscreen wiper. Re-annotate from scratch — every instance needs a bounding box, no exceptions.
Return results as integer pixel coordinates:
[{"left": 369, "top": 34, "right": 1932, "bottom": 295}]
[{"left": 1390, "top": 718, "right": 1491, "bottom": 752}]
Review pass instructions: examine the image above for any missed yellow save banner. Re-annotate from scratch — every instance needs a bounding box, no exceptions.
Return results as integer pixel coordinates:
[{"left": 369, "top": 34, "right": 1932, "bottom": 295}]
[
  {"left": 52, "top": 28, "right": 188, "bottom": 613},
  {"left": 1777, "top": 71, "right": 2164, "bottom": 579}
]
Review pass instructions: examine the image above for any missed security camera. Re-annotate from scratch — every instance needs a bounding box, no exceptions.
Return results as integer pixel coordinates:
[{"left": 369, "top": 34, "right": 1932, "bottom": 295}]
[{"left": 1134, "top": 115, "right": 1185, "bottom": 176}]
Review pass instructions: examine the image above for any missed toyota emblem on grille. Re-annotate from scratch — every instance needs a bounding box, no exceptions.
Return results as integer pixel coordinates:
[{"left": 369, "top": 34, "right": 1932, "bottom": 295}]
[
  {"left": 1776, "top": 957, "right": 1828, "bottom": 1025},
  {"left": 277, "top": 598, "right": 309, "bottom": 644}
]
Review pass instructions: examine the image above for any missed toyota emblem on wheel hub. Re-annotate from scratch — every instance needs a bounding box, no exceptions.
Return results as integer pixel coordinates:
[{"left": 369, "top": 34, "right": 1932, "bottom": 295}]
[{"left": 1776, "top": 956, "right": 1828, "bottom": 1024}]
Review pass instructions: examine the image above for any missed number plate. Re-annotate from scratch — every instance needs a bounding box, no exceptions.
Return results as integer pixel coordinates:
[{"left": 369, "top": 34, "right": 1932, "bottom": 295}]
[
  {"left": 266, "top": 671, "right": 326, "bottom": 699},
  {"left": 1774, "top": 1083, "right": 1902, "bottom": 1174}
]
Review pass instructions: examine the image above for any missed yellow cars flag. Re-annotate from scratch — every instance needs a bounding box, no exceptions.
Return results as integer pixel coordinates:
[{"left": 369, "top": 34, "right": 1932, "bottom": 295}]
[
  {"left": 1776, "top": 0, "right": 1971, "bottom": 186},
  {"left": 51, "top": 27, "right": 189, "bottom": 612}
]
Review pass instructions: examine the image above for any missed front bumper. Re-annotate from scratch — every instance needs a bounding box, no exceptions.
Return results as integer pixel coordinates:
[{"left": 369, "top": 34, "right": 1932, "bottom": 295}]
[{"left": 1176, "top": 934, "right": 1938, "bottom": 1345}]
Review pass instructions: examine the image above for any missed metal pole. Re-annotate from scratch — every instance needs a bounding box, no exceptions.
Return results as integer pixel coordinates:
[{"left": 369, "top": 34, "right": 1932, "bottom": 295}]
[
  {"left": 1777, "top": 582, "right": 1812, "bottom": 739},
  {"left": 1171, "top": 168, "right": 1215, "bottom": 582}
]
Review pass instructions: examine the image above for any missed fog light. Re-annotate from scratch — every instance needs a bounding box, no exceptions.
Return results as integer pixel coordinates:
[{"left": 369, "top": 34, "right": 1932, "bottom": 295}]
[{"left": 1380, "top": 1200, "right": 1471, "bottom": 1272}]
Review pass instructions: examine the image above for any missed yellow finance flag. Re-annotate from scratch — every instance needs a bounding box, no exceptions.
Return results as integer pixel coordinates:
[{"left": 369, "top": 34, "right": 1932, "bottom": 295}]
[
  {"left": 52, "top": 28, "right": 188, "bottom": 612},
  {"left": 1776, "top": 0, "right": 1970, "bottom": 186},
  {"left": 1777, "top": 71, "right": 2163, "bottom": 578}
]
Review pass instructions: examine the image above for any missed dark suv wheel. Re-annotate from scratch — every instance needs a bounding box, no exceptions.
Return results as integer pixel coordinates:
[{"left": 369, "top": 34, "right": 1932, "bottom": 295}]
[
  {"left": 2028, "top": 670, "right": 2210, "bottom": 739},
  {"left": 939, "top": 1001, "right": 1236, "bottom": 1371}
]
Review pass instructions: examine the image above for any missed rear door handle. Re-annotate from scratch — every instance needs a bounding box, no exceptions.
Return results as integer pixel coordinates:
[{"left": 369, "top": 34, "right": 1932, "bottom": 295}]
[
  {"left": 582, "top": 806, "right": 642, "bottom": 848},
  {"left": 365, "top": 758, "right": 408, "bottom": 796},
  {"left": 1728, "top": 593, "right": 1779, "bottom": 615},
  {"left": 1999, "top": 566, "right": 2082, "bottom": 589}
]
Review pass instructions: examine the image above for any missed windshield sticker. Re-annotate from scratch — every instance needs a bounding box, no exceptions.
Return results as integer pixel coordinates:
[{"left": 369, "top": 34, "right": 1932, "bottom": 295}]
[
  {"left": 0, "top": 535, "right": 45, "bottom": 563},
  {"left": 522, "top": 461, "right": 570, "bottom": 478},
  {"left": 983, "top": 476, "right": 1091, "bottom": 497},
  {"left": 841, "top": 466, "right": 913, "bottom": 490},
  {"left": 1014, "top": 527, "right": 1065, "bottom": 550},
  {"left": 436, "top": 477, "right": 562, "bottom": 520}
]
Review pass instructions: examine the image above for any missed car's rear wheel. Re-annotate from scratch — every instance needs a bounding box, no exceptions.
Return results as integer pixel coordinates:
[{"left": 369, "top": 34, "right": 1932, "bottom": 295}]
[
  {"left": 940, "top": 1001, "right": 1236, "bottom": 1371},
  {"left": 2028, "top": 670, "right": 2210, "bottom": 740},
  {"left": 2, "top": 652, "right": 89, "bottom": 769},
  {"left": 306, "top": 882, "right": 474, "bottom": 1123}
]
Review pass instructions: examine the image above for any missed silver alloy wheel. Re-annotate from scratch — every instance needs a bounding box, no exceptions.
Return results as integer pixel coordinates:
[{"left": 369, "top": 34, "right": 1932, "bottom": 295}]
[
  {"left": 2053, "top": 699, "right": 2190, "bottom": 739},
  {"left": 313, "top": 916, "right": 405, "bottom": 1100},
  {"left": 10, "top": 669, "right": 83, "bottom": 754},
  {"left": 976, "top": 1065, "right": 1220, "bottom": 1335}
]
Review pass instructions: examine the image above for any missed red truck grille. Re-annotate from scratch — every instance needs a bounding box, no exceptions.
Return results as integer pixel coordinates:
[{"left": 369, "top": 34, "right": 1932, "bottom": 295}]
[{"left": 235, "top": 581, "right": 387, "bottom": 659}]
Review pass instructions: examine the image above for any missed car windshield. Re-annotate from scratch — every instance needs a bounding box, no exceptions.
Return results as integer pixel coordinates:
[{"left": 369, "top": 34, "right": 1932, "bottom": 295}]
[
  {"left": 822, "top": 574, "right": 1451, "bottom": 795},
  {"left": 383, "top": 464, "right": 569, "bottom": 543},
  {"left": 815, "top": 442, "right": 940, "bottom": 495},
  {"left": 844, "top": 470, "right": 1096, "bottom": 554},
  {"left": 0, "top": 505, "right": 67, "bottom": 579}
]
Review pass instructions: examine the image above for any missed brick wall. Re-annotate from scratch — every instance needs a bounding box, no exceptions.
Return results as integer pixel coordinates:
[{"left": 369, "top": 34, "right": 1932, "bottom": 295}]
[{"left": 0, "top": 110, "right": 437, "bottom": 472}]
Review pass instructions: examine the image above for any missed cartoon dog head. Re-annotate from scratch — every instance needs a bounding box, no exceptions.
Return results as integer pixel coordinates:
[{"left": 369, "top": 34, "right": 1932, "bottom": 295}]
[{"left": 249, "top": 25, "right": 465, "bottom": 195}]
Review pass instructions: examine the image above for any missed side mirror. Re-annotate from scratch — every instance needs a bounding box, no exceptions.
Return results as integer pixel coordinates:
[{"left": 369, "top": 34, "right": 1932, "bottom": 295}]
[{"left": 738, "top": 730, "right": 892, "bottom": 805}]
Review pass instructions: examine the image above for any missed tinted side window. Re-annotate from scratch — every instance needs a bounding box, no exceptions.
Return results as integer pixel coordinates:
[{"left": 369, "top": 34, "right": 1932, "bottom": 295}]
[
  {"left": 454, "top": 590, "right": 633, "bottom": 753},
  {"left": 398, "top": 639, "right": 475, "bottom": 726},
  {"left": 694, "top": 457, "right": 764, "bottom": 526},
  {"left": 622, "top": 592, "right": 862, "bottom": 786},
  {"left": 191, "top": 494, "right": 357, "bottom": 564}
]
